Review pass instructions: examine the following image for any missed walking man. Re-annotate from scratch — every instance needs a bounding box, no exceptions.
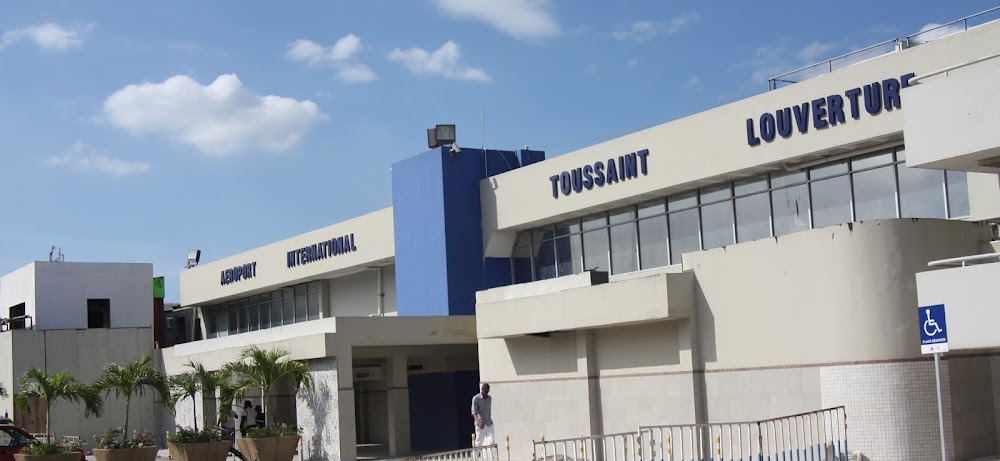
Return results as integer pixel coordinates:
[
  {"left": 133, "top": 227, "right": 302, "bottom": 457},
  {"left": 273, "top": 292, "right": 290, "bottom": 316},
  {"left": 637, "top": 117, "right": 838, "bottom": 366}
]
[{"left": 471, "top": 383, "right": 494, "bottom": 448}]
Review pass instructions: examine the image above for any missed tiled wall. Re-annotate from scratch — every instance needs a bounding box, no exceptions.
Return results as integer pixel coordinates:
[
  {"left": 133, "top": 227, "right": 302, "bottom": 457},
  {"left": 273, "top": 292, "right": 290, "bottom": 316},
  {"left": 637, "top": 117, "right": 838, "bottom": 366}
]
[
  {"left": 297, "top": 357, "right": 340, "bottom": 461},
  {"left": 820, "top": 360, "right": 954, "bottom": 461},
  {"left": 599, "top": 373, "right": 698, "bottom": 433},
  {"left": 702, "top": 367, "right": 822, "bottom": 422},
  {"left": 491, "top": 379, "right": 593, "bottom": 461}
]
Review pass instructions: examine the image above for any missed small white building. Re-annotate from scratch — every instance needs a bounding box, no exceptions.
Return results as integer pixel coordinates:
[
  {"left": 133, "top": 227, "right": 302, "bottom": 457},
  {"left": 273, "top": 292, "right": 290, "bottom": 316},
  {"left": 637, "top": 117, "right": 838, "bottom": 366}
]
[{"left": 0, "top": 261, "right": 160, "bottom": 443}]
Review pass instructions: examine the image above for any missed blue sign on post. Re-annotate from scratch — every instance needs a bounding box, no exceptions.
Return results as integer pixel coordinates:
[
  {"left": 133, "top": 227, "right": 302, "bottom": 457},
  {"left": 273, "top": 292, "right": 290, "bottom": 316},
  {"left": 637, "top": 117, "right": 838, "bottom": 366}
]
[{"left": 919, "top": 304, "right": 949, "bottom": 354}]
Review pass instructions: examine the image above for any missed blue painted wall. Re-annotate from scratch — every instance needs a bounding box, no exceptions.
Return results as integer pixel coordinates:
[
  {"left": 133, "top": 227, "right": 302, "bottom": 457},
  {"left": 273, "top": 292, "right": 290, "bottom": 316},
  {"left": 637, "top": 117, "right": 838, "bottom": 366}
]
[{"left": 392, "top": 147, "right": 543, "bottom": 316}]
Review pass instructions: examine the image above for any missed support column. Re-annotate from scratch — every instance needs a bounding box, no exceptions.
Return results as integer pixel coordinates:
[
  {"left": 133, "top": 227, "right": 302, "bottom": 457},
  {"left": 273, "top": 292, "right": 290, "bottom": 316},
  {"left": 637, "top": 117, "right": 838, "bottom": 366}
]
[
  {"left": 338, "top": 348, "right": 357, "bottom": 461},
  {"left": 577, "top": 330, "right": 603, "bottom": 436},
  {"left": 296, "top": 357, "right": 343, "bottom": 461},
  {"left": 386, "top": 353, "right": 411, "bottom": 456}
]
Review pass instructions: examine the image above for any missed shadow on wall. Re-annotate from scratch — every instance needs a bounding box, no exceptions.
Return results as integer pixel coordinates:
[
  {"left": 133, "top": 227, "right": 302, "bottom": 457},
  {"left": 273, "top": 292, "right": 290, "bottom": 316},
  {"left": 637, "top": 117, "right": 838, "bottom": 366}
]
[
  {"left": 302, "top": 377, "right": 334, "bottom": 461},
  {"left": 506, "top": 332, "right": 578, "bottom": 376},
  {"left": 593, "top": 320, "right": 684, "bottom": 371}
]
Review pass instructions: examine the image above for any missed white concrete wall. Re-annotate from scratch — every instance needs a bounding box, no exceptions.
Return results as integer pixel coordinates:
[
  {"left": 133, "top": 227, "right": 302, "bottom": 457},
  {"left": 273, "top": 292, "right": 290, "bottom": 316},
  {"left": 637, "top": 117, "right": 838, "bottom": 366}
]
[
  {"left": 0, "top": 332, "right": 13, "bottom": 420},
  {"left": 328, "top": 265, "right": 398, "bottom": 318},
  {"left": 181, "top": 208, "right": 394, "bottom": 307},
  {"left": 904, "top": 62, "right": 1000, "bottom": 174},
  {"left": 917, "top": 261, "right": 1000, "bottom": 351},
  {"left": 480, "top": 20, "right": 1000, "bottom": 255},
  {"left": 33, "top": 262, "right": 153, "bottom": 330},
  {"left": 6, "top": 328, "right": 160, "bottom": 446},
  {"left": 0, "top": 263, "right": 36, "bottom": 325}
]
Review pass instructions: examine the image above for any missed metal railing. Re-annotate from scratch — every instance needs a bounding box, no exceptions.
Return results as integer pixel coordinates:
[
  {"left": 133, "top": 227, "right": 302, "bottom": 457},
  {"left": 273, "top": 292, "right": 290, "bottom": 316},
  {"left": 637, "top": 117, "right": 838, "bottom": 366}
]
[
  {"left": 640, "top": 407, "right": 847, "bottom": 461},
  {"left": 0, "top": 314, "right": 34, "bottom": 332},
  {"left": 928, "top": 252, "right": 1000, "bottom": 267},
  {"left": 417, "top": 444, "right": 505, "bottom": 461},
  {"left": 532, "top": 432, "right": 636, "bottom": 461},
  {"left": 768, "top": 6, "right": 1000, "bottom": 91}
]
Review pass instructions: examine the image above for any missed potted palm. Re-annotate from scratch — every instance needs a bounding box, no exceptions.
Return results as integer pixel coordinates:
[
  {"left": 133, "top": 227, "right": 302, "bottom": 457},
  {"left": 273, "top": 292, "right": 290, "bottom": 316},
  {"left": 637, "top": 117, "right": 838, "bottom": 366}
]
[
  {"left": 94, "top": 354, "right": 169, "bottom": 461},
  {"left": 169, "top": 360, "right": 229, "bottom": 432},
  {"left": 224, "top": 346, "right": 310, "bottom": 461},
  {"left": 13, "top": 368, "right": 103, "bottom": 461},
  {"left": 165, "top": 361, "right": 233, "bottom": 461}
]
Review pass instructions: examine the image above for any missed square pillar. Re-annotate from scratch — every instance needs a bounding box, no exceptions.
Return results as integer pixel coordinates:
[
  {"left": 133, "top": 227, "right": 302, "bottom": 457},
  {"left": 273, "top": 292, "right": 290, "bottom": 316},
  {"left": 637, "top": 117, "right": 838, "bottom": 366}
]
[
  {"left": 387, "top": 354, "right": 411, "bottom": 456},
  {"left": 297, "top": 357, "right": 342, "bottom": 461}
]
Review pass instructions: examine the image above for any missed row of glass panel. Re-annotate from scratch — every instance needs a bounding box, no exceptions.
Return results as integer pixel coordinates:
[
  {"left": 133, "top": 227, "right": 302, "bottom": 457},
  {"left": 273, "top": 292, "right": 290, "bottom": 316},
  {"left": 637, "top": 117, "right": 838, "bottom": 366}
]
[
  {"left": 205, "top": 281, "right": 322, "bottom": 338},
  {"left": 512, "top": 147, "right": 970, "bottom": 283}
]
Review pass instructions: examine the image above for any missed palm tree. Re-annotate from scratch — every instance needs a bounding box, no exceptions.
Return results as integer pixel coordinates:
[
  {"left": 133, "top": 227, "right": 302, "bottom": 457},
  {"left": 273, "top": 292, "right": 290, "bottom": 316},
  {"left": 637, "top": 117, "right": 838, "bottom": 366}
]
[
  {"left": 14, "top": 368, "right": 104, "bottom": 440},
  {"left": 169, "top": 372, "right": 201, "bottom": 431},
  {"left": 186, "top": 360, "right": 229, "bottom": 430},
  {"left": 224, "top": 346, "right": 310, "bottom": 426},
  {"left": 96, "top": 354, "right": 169, "bottom": 440}
]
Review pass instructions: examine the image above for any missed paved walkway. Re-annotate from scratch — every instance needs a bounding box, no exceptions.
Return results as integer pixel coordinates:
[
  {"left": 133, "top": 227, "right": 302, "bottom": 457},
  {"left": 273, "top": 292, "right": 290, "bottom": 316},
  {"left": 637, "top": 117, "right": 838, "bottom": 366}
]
[{"left": 84, "top": 448, "right": 305, "bottom": 460}]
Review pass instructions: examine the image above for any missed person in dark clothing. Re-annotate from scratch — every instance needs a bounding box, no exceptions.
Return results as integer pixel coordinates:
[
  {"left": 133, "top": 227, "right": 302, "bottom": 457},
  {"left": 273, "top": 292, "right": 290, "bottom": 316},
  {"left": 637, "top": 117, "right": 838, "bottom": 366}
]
[{"left": 255, "top": 405, "right": 265, "bottom": 427}]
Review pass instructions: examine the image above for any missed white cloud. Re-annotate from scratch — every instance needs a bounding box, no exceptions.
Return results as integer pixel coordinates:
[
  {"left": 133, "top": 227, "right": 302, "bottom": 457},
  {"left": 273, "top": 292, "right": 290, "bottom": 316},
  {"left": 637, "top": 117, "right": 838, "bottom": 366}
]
[
  {"left": 627, "top": 57, "right": 639, "bottom": 68},
  {"left": 434, "top": 0, "right": 560, "bottom": 40},
  {"left": 387, "top": 41, "right": 491, "bottom": 82},
  {"left": 103, "top": 74, "right": 325, "bottom": 155},
  {"left": 613, "top": 12, "right": 699, "bottom": 42},
  {"left": 914, "top": 22, "right": 965, "bottom": 41},
  {"left": 47, "top": 142, "right": 150, "bottom": 176},
  {"left": 797, "top": 41, "right": 838, "bottom": 61},
  {"left": 285, "top": 35, "right": 377, "bottom": 83},
  {"left": 0, "top": 22, "right": 94, "bottom": 51}
]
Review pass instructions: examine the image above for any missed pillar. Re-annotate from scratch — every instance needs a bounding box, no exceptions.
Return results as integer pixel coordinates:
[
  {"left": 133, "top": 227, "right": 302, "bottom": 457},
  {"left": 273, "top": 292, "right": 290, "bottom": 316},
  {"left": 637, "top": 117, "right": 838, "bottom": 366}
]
[
  {"left": 386, "top": 353, "right": 411, "bottom": 456},
  {"left": 296, "top": 357, "right": 342, "bottom": 461}
]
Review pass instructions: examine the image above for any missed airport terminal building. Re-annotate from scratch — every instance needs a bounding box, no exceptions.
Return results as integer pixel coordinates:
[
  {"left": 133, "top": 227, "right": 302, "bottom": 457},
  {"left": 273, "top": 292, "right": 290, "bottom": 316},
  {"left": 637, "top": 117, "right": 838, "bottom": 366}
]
[{"left": 164, "top": 13, "right": 1000, "bottom": 461}]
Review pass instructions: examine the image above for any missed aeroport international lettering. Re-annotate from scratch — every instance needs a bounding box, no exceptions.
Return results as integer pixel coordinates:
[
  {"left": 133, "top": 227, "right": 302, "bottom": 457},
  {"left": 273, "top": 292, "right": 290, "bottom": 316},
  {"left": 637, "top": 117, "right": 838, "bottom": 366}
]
[
  {"left": 220, "top": 262, "right": 256, "bottom": 286},
  {"left": 287, "top": 233, "right": 357, "bottom": 268},
  {"left": 549, "top": 149, "right": 650, "bottom": 199},
  {"left": 746, "top": 72, "right": 915, "bottom": 147}
]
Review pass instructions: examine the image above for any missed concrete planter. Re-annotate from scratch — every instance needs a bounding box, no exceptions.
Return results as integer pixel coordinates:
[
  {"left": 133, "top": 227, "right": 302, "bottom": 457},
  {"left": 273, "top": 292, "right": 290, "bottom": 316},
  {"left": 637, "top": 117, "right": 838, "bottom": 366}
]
[
  {"left": 236, "top": 436, "right": 300, "bottom": 461},
  {"left": 93, "top": 446, "right": 159, "bottom": 461},
  {"left": 13, "top": 453, "right": 82, "bottom": 461},
  {"left": 166, "top": 441, "right": 231, "bottom": 461}
]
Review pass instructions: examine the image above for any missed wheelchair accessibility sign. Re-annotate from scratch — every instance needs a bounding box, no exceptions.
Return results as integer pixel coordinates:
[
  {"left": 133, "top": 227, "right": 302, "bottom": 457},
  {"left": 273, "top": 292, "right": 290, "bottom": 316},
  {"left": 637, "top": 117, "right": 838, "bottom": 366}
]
[{"left": 919, "top": 304, "right": 949, "bottom": 354}]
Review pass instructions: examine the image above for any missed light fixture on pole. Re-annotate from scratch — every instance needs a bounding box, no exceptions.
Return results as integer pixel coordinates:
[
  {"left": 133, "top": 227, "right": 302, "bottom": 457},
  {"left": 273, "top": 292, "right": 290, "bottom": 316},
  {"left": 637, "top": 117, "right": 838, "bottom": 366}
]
[
  {"left": 427, "top": 124, "right": 457, "bottom": 152},
  {"left": 185, "top": 249, "right": 201, "bottom": 269}
]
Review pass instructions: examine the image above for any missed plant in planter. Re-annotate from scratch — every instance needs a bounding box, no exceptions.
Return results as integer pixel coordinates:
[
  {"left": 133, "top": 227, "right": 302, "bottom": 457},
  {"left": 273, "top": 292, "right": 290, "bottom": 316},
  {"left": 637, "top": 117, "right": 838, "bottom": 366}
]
[
  {"left": 95, "top": 354, "right": 169, "bottom": 447},
  {"left": 13, "top": 367, "right": 103, "bottom": 450},
  {"left": 166, "top": 426, "right": 231, "bottom": 461},
  {"left": 224, "top": 346, "right": 310, "bottom": 461},
  {"left": 92, "top": 429, "right": 159, "bottom": 461},
  {"left": 239, "top": 424, "right": 301, "bottom": 461},
  {"left": 169, "top": 360, "right": 230, "bottom": 432},
  {"left": 15, "top": 437, "right": 86, "bottom": 461}
]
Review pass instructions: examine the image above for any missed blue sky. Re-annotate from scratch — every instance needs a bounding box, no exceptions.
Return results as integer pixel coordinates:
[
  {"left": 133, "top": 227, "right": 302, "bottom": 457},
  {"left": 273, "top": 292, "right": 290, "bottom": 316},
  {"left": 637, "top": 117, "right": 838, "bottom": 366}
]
[{"left": 1, "top": 1, "right": 996, "bottom": 302}]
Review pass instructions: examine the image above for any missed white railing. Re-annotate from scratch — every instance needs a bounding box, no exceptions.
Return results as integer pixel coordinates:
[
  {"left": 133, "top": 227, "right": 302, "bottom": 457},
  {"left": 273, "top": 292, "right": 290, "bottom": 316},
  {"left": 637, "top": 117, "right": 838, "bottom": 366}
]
[
  {"left": 639, "top": 407, "right": 848, "bottom": 461},
  {"left": 418, "top": 444, "right": 505, "bottom": 461},
  {"left": 927, "top": 252, "right": 1000, "bottom": 267},
  {"left": 532, "top": 432, "right": 637, "bottom": 461}
]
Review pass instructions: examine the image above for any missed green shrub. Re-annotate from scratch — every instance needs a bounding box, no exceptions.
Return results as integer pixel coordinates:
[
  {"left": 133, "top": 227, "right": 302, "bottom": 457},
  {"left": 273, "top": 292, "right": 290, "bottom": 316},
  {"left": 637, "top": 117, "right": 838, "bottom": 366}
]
[
  {"left": 167, "top": 426, "right": 227, "bottom": 444},
  {"left": 244, "top": 423, "right": 300, "bottom": 439},
  {"left": 22, "top": 439, "right": 80, "bottom": 455}
]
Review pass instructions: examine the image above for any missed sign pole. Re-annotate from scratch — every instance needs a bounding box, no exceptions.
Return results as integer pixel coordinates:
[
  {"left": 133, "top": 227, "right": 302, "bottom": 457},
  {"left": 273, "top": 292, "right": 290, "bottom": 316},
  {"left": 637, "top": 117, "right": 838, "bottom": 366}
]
[{"left": 933, "top": 352, "right": 947, "bottom": 461}]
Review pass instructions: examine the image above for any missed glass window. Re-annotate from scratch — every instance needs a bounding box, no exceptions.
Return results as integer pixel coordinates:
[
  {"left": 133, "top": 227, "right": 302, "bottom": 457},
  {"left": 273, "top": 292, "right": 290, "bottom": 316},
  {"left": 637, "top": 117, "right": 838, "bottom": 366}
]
[
  {"left": 610, "top": 221, "right": 638, "bottom": 275},
  {"left": 282, "top": 294, "right": 295, "bottom": 325},
  {"left": 307, "top": 292, "right": 321, "bottom": 320},
  {"left": 735, "top": 195, "right": 770, "bottom": 243},
  {"left": 668, "top": 193, "right": 700, "bottom": 265},
  {"left": 810, "top": 161, "right": 851, "bottom": 228},
  {"left": 295, "top": 294, "right": 308, "bottom": 322},
  {"left": 638, "top": 201, "right": 665, "bottom": 218},
  {"left": 582, "top": 215, "right": 609, "bottom": 273},
  {"left": 947, "top": 170, "right": 970, "bottom": 218},
  {"left": 899, "top": 160, "right": 946, "bottom": 218},
  {"left": 771, "top": 171, "right": 810, "bottom": 236},
  {"left": 512, "top": 244, "right": 533, "bottom": 284},
  {"left": 228, "top": 309, "right": 237, "bottom": 336},
  {"left": 216, "top": 311, "right": 228, "bottom": 337},
  {"left": 852, "top": 165, "right": 896, "bottom": 221},
  {"left": 851, "top": 151, "right": 893, "bottom": 170},
  {"left": 248, "top": 304, "right": 259, "bottom": 331},
  {"left": 259, "top": 302, "right": 270, "bottom": 329},
  {"left": 238, "top": 307, "right": 248, "bottom": 334},
  {"left": 701, "top": 185, "right": 734, "bottom": 249},
  {"left": 207, "top": 313, "right": 218, "bottom": 338},
  {"left": 271, "top": 300, "right": 282, "bottom": 328},
  {"left": 638, "top": 215, "right": 668, "bottom": 269},
  {"left": 555, "top": 232, "right": 583, "bottom": 277},
  {"left": 533, "top": 240, "right": 557, "bottom": 280}
]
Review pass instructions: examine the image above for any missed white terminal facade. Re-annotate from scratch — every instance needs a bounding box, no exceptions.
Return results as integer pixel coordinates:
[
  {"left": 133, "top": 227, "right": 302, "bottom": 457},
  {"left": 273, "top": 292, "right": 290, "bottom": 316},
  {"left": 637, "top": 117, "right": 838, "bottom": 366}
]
[{"left": 142, "top": 13, "right": 1000, "bottom": 461}]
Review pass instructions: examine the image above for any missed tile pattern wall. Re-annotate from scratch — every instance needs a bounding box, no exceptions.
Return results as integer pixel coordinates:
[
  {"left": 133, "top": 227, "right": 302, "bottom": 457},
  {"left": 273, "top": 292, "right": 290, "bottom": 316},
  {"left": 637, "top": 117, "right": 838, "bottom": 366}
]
[
  {"left": 171, "top": 390, "right": 203, "bottom": 431},
  {"left": 702, "top": 367, "right": 823, "bottom": 422},
  {"left": 297, "top": 357, "right": 340, "bottom": 461},
  {"left": 599, "top": 373, "right": 698, "bottom": 433},
  {"left": 820, "top": 361, "right": 954, "bottom": 461},
  {"left": 491, "top": 379, "right": 594, "bottom": 461}
]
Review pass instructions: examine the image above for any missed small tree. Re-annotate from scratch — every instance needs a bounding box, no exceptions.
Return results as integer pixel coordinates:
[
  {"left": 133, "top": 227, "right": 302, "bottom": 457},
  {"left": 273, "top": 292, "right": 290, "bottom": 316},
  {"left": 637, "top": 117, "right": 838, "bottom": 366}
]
[
  {"left": 186, "top": 360, "right": 229, "bottom": 430},
  {"left": 97, "top": 354, "right": 169, "bottom": 440},
  {"left": 14, "top": 368, "right": 104, "bottom": 439},
  {"left": 224, "top": 346, "right": 310, "bottom": 426},
  {"left": 0, "top": 382, "right": 7, "bottom": 398},
  {"left": 169, "top": 372, "right": 200, "bottom": 431}
]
